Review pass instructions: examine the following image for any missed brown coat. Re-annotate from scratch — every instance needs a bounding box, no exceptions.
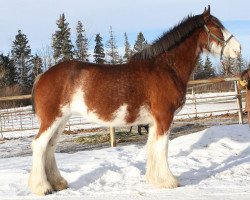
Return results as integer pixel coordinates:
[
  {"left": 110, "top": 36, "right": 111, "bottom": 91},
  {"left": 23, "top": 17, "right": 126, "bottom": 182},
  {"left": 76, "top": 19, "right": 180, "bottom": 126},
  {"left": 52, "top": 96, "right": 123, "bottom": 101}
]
[{"left": 245, "top": 90, "right": 250, "bottom": 112}]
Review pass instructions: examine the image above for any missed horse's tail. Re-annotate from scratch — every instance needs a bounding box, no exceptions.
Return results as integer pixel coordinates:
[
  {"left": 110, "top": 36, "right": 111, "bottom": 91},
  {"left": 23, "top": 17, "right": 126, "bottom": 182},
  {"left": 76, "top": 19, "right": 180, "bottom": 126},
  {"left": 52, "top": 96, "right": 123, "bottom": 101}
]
[{"left": 31, "top": 74, "right": 43, "bottom": 113}]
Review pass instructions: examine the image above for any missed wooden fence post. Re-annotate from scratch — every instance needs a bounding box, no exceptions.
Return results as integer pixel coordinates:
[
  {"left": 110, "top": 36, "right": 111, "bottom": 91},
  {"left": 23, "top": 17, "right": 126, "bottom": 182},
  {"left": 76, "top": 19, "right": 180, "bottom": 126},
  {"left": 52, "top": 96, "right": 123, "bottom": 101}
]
[
  {"left": 0, "top": 113, "right": 3, "bottom": 140},
  {"left": 192, "top": 87, "right": 198, "bottom": 118},
  {"left": 110, "top": 126, "right": 116, "bottom": 147},
  {"left": 68, "top": 120, "right": 71, "bottom": 131},
  {"left": 234, "top": 81, "right": 243, "bottom": 124},
  {"left": 19, "top": 111, "right": 23, "bottom": 130}
]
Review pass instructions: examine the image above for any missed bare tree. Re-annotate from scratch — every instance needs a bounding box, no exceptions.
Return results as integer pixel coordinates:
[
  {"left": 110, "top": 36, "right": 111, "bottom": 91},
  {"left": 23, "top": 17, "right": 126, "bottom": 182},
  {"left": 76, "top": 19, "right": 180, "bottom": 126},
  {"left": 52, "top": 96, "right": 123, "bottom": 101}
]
[{"left": 37, "top": 45, "right": 54, "bottom": 71}]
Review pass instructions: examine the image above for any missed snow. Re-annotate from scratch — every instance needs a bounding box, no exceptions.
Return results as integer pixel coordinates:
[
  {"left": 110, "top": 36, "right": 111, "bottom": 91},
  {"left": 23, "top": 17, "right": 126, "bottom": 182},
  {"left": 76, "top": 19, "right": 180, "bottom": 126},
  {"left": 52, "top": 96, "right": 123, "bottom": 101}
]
[{"left": 0, "top": 124, "right": 250, "bottom": 200}]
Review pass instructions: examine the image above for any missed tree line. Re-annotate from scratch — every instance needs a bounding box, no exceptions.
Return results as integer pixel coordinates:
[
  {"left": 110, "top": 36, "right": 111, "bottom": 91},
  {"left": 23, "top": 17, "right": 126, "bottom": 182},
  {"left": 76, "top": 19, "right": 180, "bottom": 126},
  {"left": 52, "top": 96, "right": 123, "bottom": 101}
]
[
  {"left": 0, "top": 13, "right": 248, "bottom": 94},
  {"left": 0, "top": 13, "right": 148, "bottom": 92},
  {"left": 193, "top": 53, "right": 247, "bottom": 80}
]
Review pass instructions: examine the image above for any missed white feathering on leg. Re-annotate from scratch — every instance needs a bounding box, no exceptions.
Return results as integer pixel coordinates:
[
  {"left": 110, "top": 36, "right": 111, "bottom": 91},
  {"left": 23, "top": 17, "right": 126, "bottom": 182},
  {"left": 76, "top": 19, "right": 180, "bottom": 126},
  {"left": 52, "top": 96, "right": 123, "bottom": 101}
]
[{"left": 146, "top": 125, "right": 179, "bottom": 188}]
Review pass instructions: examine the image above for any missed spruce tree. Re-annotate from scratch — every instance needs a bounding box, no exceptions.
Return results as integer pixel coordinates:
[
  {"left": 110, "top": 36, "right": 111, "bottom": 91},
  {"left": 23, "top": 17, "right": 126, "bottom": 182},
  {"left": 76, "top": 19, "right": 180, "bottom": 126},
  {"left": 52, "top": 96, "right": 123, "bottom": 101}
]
[
  {"left": 75, "top": 21, "right": 89, "bottom": 62},
  {"left": 93, "top": 33, "right": 105, "bottom": 64},
  {"left": 106, "top": 26, "right": 121, "bottom": 64},
  {"left": 0, "top": 54, "right": 8, "bottom": 86},
  {"left": 52, "top": 13, "right": 74, "bottom": 63},
  {"left": 0, "top": 54, "right": 16, "bottom": 86},
  {"left": 203, "top": 55, "right": 215, "bottom": 78},
  {"left": 222, "top": 57, "right": 234, "bottom": 76},
  {"left": 11, "top": 30, "right": 32, "bottom": 87},
  {"left": 133, "top": 32, "right": 148, "bottom": 53},
  {"left": 234, "top": 52, "right": 245, "bottom": 73},
  {"left": 123, "top": 32, "right": 132, "bottom": 62},
  {"left": 31, "top": 54, "right": 43, "bottom": 82},
  {"left": 194, "top": 56, "right": 204, "bottom": 80}
]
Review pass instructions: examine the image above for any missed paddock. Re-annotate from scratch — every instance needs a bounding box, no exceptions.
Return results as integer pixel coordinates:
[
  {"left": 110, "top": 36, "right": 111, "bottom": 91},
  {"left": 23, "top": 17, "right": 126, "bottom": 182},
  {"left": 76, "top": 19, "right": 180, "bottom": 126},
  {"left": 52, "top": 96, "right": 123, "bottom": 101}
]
[{"left": 0, "top": 77, "right": 246, "bottom": 143}]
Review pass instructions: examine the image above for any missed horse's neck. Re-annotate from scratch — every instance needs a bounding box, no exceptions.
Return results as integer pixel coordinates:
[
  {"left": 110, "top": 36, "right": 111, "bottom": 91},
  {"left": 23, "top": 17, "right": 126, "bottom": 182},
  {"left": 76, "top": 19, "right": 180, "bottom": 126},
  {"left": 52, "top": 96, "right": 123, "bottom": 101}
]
[{"left": 160, "top": 32, "right": 201, "bottom": 85}]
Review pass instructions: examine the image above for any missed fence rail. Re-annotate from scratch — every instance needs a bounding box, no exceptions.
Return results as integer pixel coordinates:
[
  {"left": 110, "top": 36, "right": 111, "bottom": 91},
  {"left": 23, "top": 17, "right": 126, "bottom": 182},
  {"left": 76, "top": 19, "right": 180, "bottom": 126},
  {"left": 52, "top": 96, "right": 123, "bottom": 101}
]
[
  {"left": 188, "top": 77, "right": 239, "bottom": 85},
  {"left": 0, "top": 95, "right": 31, "bottom": 101},
  {"left": 0, "top": 77, "right": 245, "bottom": 146}
]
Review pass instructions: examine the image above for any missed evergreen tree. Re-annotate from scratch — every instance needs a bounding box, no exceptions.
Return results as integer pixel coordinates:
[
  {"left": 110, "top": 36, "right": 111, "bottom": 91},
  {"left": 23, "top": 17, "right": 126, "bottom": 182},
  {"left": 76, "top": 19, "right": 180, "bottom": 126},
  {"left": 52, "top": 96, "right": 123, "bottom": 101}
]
[
  {"left": 31, "top": 54, "right": 43, "bottom": 82},
  {"left": 0, "top": 54, "right": 16, "bottom": 86},
  {"left": 194, "top": 56, "right": 204, "bottom": 80},
  {"left": 0, "top": 54, "right": 8, "bottom": 86},
  {"left": 221, "top": 57, "right": 234, "bottom": 76},
  {"left": 75, "top": 21, "right": 89, "bottom": 62},
  {"left": 11, "top": 30, "right": 32, "bottom": 87},
  {"left": 234, "top": 52, "right": 245, "bottom": 73},
  {"left": 133, "top": 32, "right": 148, "bottom": 53},
  {"left": 93, "top": 33, "right": 105, "bottom": 64},
  {"left": 106, "top": 26, "right": 121, "bottom": 64},
  {"left": 203, "top": 55, "right": 215, "bottom": 78},
  {"left": 123, "top": 32, "right": 132, "bottom": 62},
  {"left": 52, "top": 13, "right": 74, "bottom": 63}
]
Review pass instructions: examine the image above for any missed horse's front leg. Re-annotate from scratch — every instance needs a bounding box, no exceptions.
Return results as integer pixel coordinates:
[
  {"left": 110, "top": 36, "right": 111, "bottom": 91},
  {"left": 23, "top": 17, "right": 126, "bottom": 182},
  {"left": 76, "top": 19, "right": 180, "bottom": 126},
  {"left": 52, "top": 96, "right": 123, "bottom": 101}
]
[{"left": 146, "top": 113, "right": 179, "bottom": 188}]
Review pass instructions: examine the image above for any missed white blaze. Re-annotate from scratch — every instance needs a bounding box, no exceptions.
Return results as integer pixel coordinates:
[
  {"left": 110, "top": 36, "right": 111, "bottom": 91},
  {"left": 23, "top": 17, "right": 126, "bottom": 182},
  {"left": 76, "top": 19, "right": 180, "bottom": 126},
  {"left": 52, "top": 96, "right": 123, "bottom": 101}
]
[
  {"left": 221, "top": 28, "right": 241, "bottom": 58},
  {"left": 209, "top": 28, "right": 241, "bottom": 58}
]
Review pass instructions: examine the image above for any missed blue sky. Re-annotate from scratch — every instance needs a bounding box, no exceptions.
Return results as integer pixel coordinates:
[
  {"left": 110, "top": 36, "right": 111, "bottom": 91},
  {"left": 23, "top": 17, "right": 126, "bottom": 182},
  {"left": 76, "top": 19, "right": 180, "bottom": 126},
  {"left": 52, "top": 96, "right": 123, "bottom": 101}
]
[{"left": 0, "top": 0, "right": 249, "bottom": 64}]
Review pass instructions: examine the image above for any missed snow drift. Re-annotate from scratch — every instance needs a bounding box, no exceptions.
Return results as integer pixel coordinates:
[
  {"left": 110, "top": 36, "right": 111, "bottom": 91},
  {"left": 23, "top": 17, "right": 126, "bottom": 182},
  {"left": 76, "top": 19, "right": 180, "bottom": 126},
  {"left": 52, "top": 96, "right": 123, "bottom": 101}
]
[{"left": 0, "top": 124, "right": 250, "bottom": 200}]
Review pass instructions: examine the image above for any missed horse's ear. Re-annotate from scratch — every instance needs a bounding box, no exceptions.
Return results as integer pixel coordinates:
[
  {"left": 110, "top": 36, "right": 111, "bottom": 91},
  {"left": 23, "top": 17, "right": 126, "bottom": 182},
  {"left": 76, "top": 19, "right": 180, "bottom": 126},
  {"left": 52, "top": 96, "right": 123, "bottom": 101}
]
[{"left": 203, "top": 5, "right": 211, "bottom": 22}]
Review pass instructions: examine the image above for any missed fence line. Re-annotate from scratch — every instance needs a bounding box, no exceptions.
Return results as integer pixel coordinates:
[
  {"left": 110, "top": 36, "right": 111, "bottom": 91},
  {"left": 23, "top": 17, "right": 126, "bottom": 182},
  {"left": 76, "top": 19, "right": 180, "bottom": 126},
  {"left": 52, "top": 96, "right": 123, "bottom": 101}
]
[
  {"left": 188, "top": 77, "right": 239, "bottom": 85},
  {"left": 0, "top": 77, "right": 245, "bottom": 146}
]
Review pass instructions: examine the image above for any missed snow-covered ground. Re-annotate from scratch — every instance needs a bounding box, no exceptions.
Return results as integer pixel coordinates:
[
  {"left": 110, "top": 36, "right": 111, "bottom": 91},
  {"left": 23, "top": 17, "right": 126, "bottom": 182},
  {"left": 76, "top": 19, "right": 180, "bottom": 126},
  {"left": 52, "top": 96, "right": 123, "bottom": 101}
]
[{"left": 0, "top": 124, "right": 250, "bottom": 200}]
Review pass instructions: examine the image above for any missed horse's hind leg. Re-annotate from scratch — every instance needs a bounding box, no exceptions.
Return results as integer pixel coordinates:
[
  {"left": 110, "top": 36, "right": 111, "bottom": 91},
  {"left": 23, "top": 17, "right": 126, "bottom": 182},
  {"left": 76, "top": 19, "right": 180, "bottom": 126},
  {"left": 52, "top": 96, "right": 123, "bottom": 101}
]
[
  {"left": 45, "top": 117, "right": 69, "bottom": 191},
  {"left": 146, "top": 118, "right": 179, "bottom": 188},
  {"left": 29, "top": 117, "right": 67, "bottom": 195}
]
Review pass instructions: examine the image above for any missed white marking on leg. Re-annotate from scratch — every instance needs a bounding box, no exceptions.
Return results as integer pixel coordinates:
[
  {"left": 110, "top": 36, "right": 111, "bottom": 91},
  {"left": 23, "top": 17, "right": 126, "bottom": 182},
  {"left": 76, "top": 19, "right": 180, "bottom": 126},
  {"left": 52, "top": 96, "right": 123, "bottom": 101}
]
[
  {"left": 29, "top": 116, "right": 67, "bottom": 195},
  {"left": 45, "top": 117, "right": 69, "bottom": 191},
  {"left": 146, "top": 124, "right": 179, "bottom": 188}
]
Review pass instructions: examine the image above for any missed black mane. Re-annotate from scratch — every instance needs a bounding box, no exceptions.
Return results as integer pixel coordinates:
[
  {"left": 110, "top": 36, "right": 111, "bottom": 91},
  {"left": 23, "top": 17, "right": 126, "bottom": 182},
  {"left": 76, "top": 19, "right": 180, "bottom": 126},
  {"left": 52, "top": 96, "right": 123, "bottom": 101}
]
[{"left": 130, "top": 14, "right": 205, "bottom": 61}]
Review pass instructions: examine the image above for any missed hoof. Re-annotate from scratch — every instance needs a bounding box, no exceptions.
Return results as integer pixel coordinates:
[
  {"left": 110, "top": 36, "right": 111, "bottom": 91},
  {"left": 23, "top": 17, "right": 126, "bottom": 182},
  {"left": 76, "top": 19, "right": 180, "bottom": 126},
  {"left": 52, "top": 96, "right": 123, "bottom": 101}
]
[
  {"left": 29, "top": 182, "right": 54, "bottom": 196},
  {"left": 51, "top": 178, "right": 68, "bottom": 191},
  {"left": 29, "top": 174, "right": 54, "bottom": 196},
  {"left": 44, "top": 188, "right": 53, "bottom": 195}
]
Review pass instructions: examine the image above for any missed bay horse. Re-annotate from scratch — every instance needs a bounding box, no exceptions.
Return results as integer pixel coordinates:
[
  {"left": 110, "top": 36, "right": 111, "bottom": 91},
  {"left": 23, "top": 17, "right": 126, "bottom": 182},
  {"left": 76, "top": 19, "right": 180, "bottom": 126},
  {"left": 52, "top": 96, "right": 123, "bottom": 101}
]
[
  {"left": 239, "top": 70, "right": 250, "bottom": 124},
  {"left": 29, "top": 6, "right": 241, "bottom": 195}
]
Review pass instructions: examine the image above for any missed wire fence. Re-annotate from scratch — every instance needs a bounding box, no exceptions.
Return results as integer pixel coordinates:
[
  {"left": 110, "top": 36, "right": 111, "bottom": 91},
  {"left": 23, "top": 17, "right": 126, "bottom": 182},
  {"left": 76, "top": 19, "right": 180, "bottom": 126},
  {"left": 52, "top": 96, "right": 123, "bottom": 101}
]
[{"left": 0, "top": 77, "right": 246, "bottom": 141}]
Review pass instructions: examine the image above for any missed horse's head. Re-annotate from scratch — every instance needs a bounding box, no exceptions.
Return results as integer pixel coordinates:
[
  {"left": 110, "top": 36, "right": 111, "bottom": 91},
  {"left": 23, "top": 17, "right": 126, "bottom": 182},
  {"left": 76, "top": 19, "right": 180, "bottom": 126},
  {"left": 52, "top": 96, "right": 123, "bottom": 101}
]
[
  {"left": 200, "top": 5, "right": 241, "bottom": 59},
  {"left": 240, "top": 69, "right": 250, "bottom": 87}
]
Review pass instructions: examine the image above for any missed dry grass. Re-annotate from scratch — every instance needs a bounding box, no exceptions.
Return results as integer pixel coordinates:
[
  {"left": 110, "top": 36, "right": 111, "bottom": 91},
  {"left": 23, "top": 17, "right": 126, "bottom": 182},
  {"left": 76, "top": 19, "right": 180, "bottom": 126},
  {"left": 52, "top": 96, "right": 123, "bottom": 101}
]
[{"left": 74, "top": 131, "right": 148, "bottom": 145}]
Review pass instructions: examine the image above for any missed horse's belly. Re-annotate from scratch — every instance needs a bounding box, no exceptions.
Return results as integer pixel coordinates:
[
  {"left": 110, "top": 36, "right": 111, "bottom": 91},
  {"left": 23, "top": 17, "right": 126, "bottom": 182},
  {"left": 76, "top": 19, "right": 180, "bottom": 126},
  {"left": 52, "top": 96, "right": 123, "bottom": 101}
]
[
  {"left": 62, "top": 89, "right": 153, "bottom": 127},
  {"left": 85, "top": 104, "right": 152, "bottom": 127}
]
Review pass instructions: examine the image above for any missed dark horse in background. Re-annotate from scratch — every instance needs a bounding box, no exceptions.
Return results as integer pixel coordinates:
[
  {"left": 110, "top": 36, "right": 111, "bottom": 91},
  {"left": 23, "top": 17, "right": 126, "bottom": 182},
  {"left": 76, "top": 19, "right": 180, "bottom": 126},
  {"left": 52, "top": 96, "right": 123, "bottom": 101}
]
[{"left": 29, "top": 6, "right": 240, "bottom": 195}]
